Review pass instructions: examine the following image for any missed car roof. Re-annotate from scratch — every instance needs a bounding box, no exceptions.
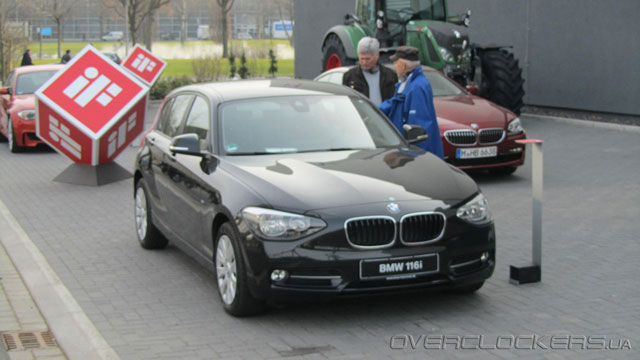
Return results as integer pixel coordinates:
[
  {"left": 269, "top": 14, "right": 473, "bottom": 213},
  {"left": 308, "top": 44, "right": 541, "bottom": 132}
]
[
  {"left": 13, "top": 64, "right": 65, "bottom": 74},
  {"left": 171, "top": 79, "right": 365, "bottom": 102}
]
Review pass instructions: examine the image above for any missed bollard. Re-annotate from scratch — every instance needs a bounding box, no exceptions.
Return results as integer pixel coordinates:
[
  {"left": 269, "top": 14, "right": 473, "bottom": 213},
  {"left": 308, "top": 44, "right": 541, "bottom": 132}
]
[{"left": 510, "top": 139, "right": 543, "bottom": 284}]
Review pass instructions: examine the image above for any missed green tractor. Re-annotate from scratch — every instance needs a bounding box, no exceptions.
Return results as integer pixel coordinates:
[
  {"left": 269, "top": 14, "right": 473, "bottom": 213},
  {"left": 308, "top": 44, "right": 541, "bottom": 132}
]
[{"left": 322, "top": 0, "right": 525, "bottom": 114}]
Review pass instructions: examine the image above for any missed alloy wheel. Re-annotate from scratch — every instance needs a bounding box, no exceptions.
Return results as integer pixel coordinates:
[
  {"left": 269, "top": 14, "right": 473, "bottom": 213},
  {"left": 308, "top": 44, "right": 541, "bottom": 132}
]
[
  {"left": 135, "top": 187, "right": 148, "bottom": 241},
  {"left": 216, "top": 235, "right": 237, "bottom": 305}
]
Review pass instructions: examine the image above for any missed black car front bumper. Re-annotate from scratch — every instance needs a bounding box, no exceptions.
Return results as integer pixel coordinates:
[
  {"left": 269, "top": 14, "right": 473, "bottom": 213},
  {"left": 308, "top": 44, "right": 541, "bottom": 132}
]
[{"left": 238, "top": 218, "right": 495, "bottom": 301}]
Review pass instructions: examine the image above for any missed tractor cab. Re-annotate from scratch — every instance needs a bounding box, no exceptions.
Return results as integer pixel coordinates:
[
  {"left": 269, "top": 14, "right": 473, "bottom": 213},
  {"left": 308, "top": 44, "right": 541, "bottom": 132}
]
[{"left": 354, "top": 0, "right": 448, "bottom": 47}]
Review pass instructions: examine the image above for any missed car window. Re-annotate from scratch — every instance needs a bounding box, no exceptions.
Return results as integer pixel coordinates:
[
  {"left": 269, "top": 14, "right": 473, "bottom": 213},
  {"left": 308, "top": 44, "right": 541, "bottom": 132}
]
[
  {"left": 424, "top": 71, "right": 464, "bottom": 97},
  {"left": 4, "top": 71, "right": 14, "bottom": 90},
  {"left": 316, "top": 71, "right": 344, "bottom": 85},
  {"left": 159, "top": 94, "right": 193, "bottom": 138},
  {"left": 182, "top": 96, "right": 210, "bottom": 151},
  {"left": 15, "top": 70, "right": 59, "bottom": 95},
  {"left": 221, "top": 95, "right": 402, "bottom": 155},
  {"left": 155, "top": 97, "right": 175, "bottom": 133}
]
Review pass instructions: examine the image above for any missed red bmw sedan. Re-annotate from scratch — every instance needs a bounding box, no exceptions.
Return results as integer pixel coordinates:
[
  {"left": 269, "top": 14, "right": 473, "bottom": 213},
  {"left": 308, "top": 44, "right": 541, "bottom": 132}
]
[
  {"left": 1, "top": 64, "right": 64, "bottom": 152},
  {"left": 315, "top": 66, "right": 527, "bottom": 174}
]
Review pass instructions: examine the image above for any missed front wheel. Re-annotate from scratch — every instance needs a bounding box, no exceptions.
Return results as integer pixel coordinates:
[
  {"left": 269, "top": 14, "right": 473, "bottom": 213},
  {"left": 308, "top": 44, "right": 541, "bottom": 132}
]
[
  {"left": 322, "top": 34, "right": 355, "bottom": 70},
  {"left": 7, "top": 118, "right": 23, "bottom": 153},
  {"left": 479, "top": 49, "right": 525, "bottom": 115},
  {"left": 215, "top": 223, "right": 265, "bottom": 316},
  {"left": 134, "top": 179, "right": 168, "bottom": 249}
]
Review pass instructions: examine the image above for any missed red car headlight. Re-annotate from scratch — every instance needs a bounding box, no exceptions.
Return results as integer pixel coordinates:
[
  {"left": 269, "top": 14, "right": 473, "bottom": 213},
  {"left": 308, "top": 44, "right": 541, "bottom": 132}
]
[{"left": 17, "top": 110, "right": 37, "bottom": 120}]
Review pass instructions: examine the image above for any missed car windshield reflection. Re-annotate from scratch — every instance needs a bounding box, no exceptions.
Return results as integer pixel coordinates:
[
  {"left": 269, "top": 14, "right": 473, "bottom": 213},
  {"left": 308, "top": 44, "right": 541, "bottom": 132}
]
[
  {"left": 15, "top": 70, "right": 59, "bottom": 95},
  {"left": 221, "top": 95, "right": 403, "bottom": 155}
]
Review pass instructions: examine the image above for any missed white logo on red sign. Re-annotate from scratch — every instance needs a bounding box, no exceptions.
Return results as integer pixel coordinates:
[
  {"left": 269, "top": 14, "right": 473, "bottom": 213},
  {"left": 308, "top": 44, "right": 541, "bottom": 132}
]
[
  {"left": 35, "top": 45, "right": 149, "bottom": 166},
  {"left": 48, "top": 115, "right": 82, "bottom": 160},
  {"left": 122, "top": 44, "right": 166, "bottom": 86}
]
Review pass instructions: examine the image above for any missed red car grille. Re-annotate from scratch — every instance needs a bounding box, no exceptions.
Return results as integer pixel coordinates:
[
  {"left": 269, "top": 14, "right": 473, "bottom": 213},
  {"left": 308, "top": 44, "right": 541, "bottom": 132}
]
[
  {"left": 445, "top": 130, "right": 476, "bottom": 145},
  {"left": 478, "top": 129, "right": 505, "bottom": 144}
]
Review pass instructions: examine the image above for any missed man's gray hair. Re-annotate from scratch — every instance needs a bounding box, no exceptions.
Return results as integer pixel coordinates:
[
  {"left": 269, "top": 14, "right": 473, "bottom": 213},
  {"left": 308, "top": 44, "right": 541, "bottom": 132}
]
[
  {"left": 357, "top": 37, "right": 380, "bottom": 55},
  {"left": 399, "top": 58, "right": 421, "bottom": 71}
]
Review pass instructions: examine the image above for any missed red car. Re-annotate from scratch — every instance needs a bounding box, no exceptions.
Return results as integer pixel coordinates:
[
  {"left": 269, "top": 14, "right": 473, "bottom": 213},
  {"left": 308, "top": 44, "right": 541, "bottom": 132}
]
[
  {"left": 315, "top": 66, "right": 526, "bottom": 174},
  {"left": 1, "top": 64, "right": 64, "bottom": 152}
]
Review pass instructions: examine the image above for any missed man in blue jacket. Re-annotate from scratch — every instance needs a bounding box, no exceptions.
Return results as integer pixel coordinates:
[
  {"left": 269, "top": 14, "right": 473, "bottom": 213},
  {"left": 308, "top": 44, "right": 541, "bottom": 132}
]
[{"left": 379, "top": 46, "right": 444, "bottom": 159}]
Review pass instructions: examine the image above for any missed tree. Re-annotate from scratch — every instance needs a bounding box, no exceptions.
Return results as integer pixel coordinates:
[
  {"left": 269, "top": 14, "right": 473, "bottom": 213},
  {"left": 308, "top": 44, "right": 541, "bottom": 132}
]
[
  {"left": 33, "top": 0, "right": 77, "bottom": 58},
  {"left": 0, "top": 2, "right": 27, "bottom": 79},
  {"left": 107, "top": 0, "right": 169, "bottom": 49},
  {"left": 172, "top": 0, "right": 187, "bottom": 46},
  {"left": 275, "top": 0, "right": 294, "bottom": 46},
  {"left": 215, "top": 0, "right": 235, "bottom": 58}
]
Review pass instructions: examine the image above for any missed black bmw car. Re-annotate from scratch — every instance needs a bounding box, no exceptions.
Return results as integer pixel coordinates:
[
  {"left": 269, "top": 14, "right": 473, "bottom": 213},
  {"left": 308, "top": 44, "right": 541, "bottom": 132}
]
[{"left": 134, "top": 79, "right": 495, "bottom": 316}]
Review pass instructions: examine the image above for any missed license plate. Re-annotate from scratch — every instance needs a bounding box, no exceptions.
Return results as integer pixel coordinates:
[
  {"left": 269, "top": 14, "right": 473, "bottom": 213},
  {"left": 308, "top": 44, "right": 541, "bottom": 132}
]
[
  {"left": 360, "top": 254, "right": 439, "bottom": 280},
  {"left": 456, "top": 146, "right": 497, "bottom": 159}
]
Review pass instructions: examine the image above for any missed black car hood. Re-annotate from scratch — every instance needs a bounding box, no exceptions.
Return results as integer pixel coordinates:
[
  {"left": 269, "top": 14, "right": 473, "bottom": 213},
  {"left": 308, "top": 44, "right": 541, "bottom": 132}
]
[{"left": 220, "top": 148, "right": 478, "bottom": 212}]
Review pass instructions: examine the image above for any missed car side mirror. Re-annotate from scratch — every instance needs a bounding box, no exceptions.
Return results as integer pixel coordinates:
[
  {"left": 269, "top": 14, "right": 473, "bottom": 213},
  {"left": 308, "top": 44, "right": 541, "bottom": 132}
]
[
  {"left": 169, "top": 133, "right": 205, "bottom": 157},
  {"left": 403, "top": 124, "right": 429, "bottom": 144},
  {"left": 465, "top": 85, "right": 479, "bottom": 95},
  {"left": 0, "top": 87, "right": 9, "bottom": 95}
]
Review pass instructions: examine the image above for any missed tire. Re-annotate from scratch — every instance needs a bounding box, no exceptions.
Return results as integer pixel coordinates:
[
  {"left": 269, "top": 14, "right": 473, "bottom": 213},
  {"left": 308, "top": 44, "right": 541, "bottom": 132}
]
[
  {"left": 322, "top": 34, "right": 355, "bottom": 71},
  {"left": 488, "top": 166, "right": 517, "bottom": 176},
  {"left": 449, "top": 281, "right": 484, "bottom": 294},
  {"left": 479, "top": 49, "right": 525, "bottom": 115},
  {"left": 215, "top": 222, "right": 265, "bottom": 317},
  {"left": 7, "top": 118, "right": 23, "bottom": 153},
  {"left": 134, "top": 179, "right": 168, "bottom": 250}
]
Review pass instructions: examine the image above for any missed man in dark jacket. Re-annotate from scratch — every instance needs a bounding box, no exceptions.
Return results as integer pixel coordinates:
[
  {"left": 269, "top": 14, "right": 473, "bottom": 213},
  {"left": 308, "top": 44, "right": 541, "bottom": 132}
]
[
  {"left": 343, "top": 37, "right": 397, "bottom": 106},
  {"left": 379, "top": 46, "right": 444, "bottom": 159},
  {"left": 61, "top": 49, "right": 72, "bottom": 64},
  {"left": 21, "top": 49, "right": 33, "bottom": 66}
]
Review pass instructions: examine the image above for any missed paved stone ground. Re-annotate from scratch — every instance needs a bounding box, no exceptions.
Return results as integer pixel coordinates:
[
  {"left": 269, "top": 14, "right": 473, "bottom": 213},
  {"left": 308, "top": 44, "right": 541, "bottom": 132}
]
[
  {"left": 0, "top": 114, "right": 638, "bottom": 359},
  {"left": 0, "top": 241, "right": 67, "bottom": 360}
]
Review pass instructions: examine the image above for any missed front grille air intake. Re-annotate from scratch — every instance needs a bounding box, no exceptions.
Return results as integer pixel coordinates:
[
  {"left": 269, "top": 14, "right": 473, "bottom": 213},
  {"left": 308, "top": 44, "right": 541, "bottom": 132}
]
[
  {"left": 445, "top": 130, "right": 476, "bottom": 145},
  {"left": 478, "top": 128, "right": 505, "bottom": 144},
  {"left": 400, "top": 212, "right": 446, "bottom": 245},
  {"left": 345, "top": 216, "right": 395, "bottom": 248}
]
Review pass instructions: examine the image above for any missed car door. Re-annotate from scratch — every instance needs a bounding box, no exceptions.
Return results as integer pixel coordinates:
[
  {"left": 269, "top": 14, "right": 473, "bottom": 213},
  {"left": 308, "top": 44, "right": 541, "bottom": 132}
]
[
  {"left": 159, "top": 95, "right": 215, "bottom": 253},
  {"left": 146, "top": 93, "right": 194, "bottom": 238}
]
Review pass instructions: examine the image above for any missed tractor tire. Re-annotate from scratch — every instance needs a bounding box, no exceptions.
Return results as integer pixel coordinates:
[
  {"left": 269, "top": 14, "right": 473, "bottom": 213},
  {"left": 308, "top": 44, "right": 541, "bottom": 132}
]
[
  {"left": 322, "top": 34, "right": 355, "bottom": 71},
  {"left": 479, "top": 49, "right": 525, "bottom": 115}
]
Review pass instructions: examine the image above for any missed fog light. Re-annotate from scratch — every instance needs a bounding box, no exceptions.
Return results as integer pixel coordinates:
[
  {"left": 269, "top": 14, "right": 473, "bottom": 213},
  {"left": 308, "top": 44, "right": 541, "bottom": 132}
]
[
  {"left": 271, "top": 269, "right": 288, "bottom": 281},
  {"left": 480, "top": 252, "right": 490, "bottom": 262}
]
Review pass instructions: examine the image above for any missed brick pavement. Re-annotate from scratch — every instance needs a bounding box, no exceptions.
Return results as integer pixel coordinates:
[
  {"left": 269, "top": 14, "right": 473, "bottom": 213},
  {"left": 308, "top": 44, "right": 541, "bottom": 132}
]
[{"left": 0, "top": 115, "right": 638, "bottom": 359}]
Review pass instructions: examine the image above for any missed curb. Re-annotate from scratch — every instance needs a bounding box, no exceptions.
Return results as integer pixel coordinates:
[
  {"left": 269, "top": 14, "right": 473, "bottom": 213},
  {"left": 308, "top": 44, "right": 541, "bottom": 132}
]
[
  {"left": 523, "top": 113, "right": 640, "bottom": 134},
  {"left": 0, "top": 199, "right": 119, "bottom": 360}
]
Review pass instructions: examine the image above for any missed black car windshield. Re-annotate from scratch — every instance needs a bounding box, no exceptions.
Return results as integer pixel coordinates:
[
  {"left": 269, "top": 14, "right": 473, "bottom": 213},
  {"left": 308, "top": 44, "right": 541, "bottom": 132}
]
[
  {"left": 221, "top": 95, "right": 403, "bottom": 155},
  {"left": 424, "top": 70, "right": 464, "bottom": 97},
  {"left": 15, "top": 70, "right": 58, "bottom": 95}
]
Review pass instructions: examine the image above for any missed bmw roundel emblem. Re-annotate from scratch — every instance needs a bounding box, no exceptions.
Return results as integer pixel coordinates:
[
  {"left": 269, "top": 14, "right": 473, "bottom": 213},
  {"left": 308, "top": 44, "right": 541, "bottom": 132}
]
[
  {"left": 387, "top": 202, "right": 400, "bottom": 213},
  {"left": 471, "top": 123, "right": 479, "bottom": 129}
]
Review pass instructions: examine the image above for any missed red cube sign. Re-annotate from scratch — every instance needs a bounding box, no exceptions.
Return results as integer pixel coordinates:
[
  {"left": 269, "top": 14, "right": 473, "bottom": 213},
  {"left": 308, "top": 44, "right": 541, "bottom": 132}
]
[
  {"left": 121, "top": 44, "right": 166, "bottom": 87},
  {"left": 35, "top": 45, "right": 148, "bottom": 165}
]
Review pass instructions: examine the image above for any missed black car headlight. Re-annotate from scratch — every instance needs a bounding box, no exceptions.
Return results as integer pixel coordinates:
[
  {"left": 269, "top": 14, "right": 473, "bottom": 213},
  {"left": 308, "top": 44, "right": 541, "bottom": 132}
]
[
  {"left": 242, "top": 207, "right": 326, "bottom": 240},
  {"left": 507, "top": 117, "right": 524, "bottom": 136},
  {"left": 456, "top": 193, "right": 491, "bottom": 224},
  {"left": 17, "top": 110, "right": 36, "bottom": 120}
]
